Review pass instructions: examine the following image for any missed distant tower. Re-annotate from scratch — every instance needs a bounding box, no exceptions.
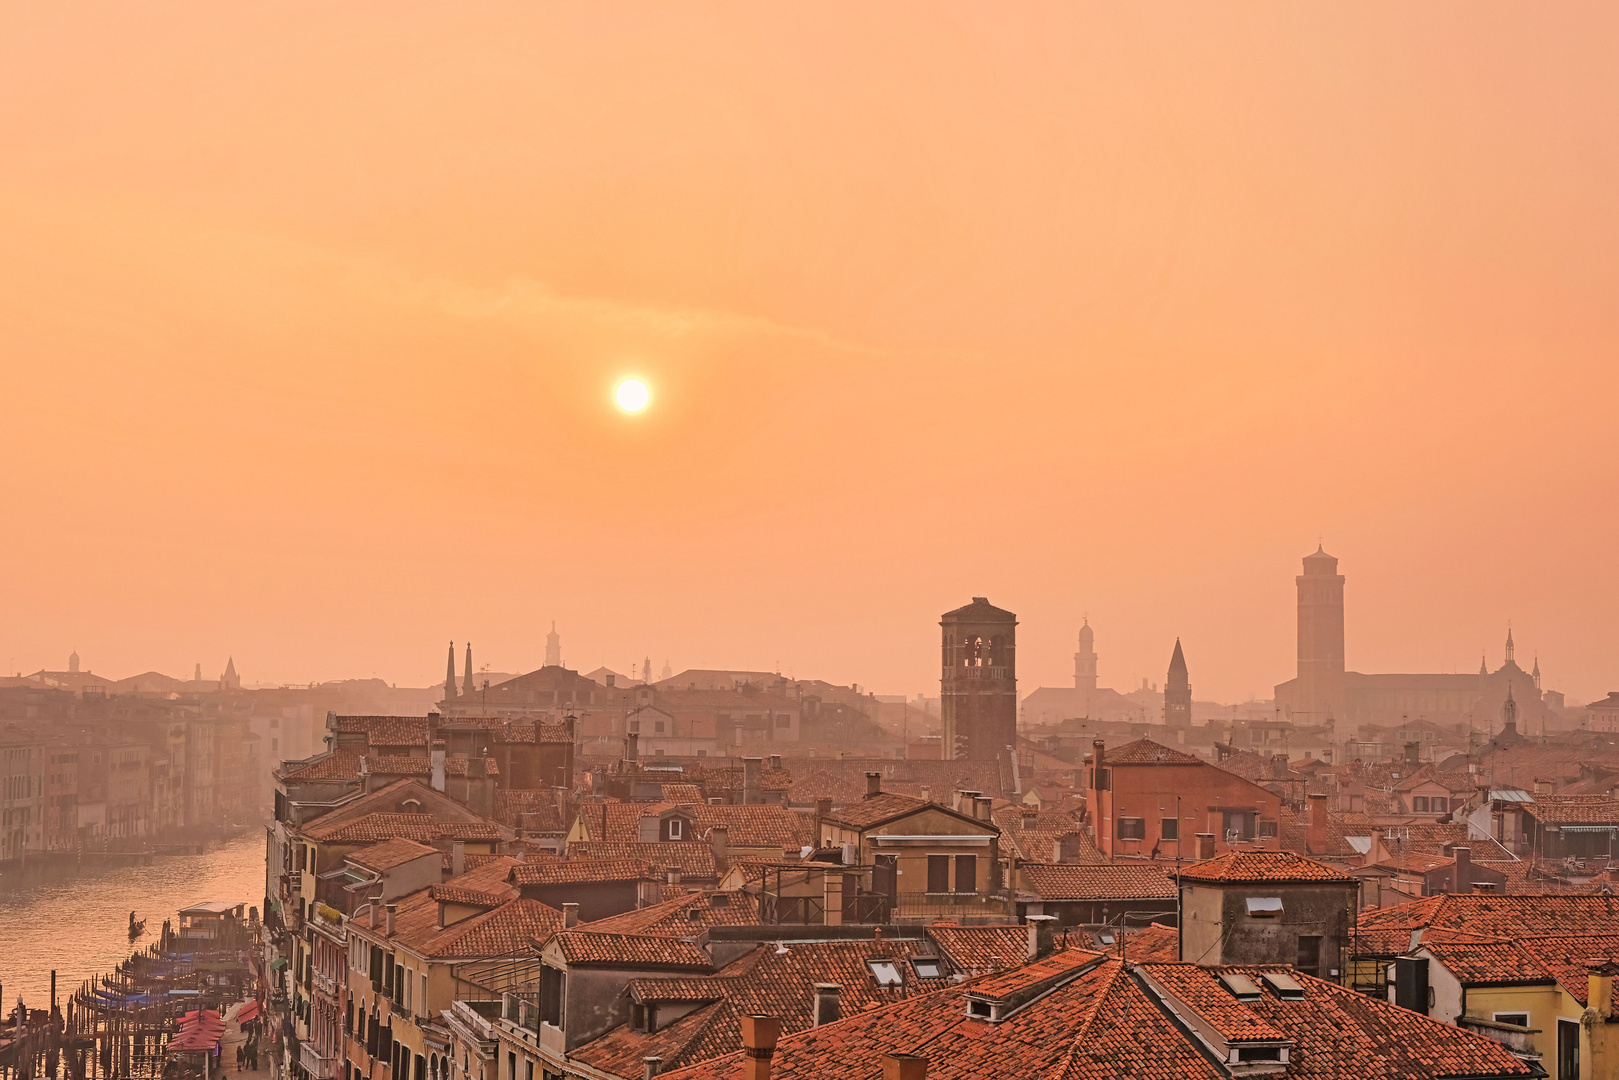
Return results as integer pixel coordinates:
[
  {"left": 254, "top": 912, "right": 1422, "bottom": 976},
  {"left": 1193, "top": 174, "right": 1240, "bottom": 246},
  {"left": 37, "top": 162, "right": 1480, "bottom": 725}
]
[
  {"left": 1296, "top": 545, "right": 1346, "bottom": 722},
  {"left": 940, "top": 598, "right": 1018, "bottom": 763},
  {"left": 445, "top": 641, "right": 457, "bottom": 700},
  {"left": 642, "top": 657, "right": 651, "bottom": 684},
  {"left": 1504, "top": 626, "right": 1515, "bottom": 667},
  {"left": 221, "top": 657, "right": 239, "bottom": 691},
  {"left": 194, "top": 663, "right": 203, "bottom": 683},
  {"left": 661, "top": 659, "right": 672, "bottom": 681},
  {"left": 1532, "top": 657, "right": 1541, "bottom": 691},
  {"left": 1073, "top": 620, "right": 1098, "bottom": 692},
  {"left": 1164, "top": 639, "right": 1192, "bottom": 728},
  {"left": 68, "top": 650, "right": 80, "bottom": 674},
  {"left": 1479, "top": 655, "right": 1488, "bottom": 676},
  {"left": 545, "top": 623, "right": 562, "bottom": 668},
  {"left": 1501, "top": 682, "right": 1518, "bottom": 735},
  {"left": 463, "top": 643, "right": 475, "bottom": 697}
]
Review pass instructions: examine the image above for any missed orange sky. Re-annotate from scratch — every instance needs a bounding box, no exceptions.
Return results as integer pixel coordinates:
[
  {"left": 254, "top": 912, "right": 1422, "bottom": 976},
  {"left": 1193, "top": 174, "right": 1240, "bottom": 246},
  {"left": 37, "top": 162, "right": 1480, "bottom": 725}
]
[{"left": 1, "top": 3, "right": 1615, "bottom": 704}]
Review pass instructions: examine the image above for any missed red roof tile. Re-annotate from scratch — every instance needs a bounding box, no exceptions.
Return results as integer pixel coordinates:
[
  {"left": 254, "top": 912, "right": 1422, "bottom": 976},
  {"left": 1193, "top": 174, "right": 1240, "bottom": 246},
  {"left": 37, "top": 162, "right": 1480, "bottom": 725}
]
[
  {"left": 1018, "top": 863, "right": 1176, "bottom": 901},
  {"left": 1100, "top": 739, "right": 1203, "bottom": 766},
  {"left": 552, "top": 932, "right": 713, "bottom": 969},
  {"left": 1176, "top": 849, "right": 1354, "bottom": 884},
  {"left": 511, "top": 858, "right": 654, "bottom": 886}
]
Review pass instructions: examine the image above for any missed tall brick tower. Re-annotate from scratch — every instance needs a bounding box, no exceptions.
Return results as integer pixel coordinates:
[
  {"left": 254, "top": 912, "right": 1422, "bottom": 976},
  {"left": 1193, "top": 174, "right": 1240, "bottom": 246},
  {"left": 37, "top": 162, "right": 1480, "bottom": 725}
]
[
  {"left": 1297, "top": 545, "right": 1346, "bottom": 723},
  {"left": 1074, "top": 619, "right": 1098, "bottom": 692},
  {"left": 941, "top": 597, "right": 1018, "bottom": 762}
]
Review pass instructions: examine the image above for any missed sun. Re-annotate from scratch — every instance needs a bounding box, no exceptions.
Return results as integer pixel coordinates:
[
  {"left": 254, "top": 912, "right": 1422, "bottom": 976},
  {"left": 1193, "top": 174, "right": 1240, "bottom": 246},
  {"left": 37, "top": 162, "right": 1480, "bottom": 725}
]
[{"left": 614, "top": 378, "right": 650, "bottom": 413}]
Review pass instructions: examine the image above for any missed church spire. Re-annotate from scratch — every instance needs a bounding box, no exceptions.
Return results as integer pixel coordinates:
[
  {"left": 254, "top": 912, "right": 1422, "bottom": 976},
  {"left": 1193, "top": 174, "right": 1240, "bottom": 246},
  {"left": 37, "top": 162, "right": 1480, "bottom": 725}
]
[
  {"left": 1532, "top": 656, "right": 1541, "bottom": 690},
  {"left": 463, "top": 642, "right": 475, "bottom": 696},
  {"left": 1505, "top": 625, "right": 1515, "bottom": 666},
  {"left": 445, "top": 641, "right": 457, "bottom": 700},
  {"left": 1479, "top": 654, "right": 1488, "bottom": 676}
]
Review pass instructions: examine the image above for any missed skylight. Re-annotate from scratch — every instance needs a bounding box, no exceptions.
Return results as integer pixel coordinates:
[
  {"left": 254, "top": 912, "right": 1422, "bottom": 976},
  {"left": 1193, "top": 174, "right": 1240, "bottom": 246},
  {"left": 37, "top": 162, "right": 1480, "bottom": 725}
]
[
  {"left": 1218, "top": 972, "right": 1262, "bottom": 1002},
  {"left": 868, "top": 960, "right": 903, "bottom": 987},
  {"left": 1259, "top": 971, "right": 1306, "bottom": 1000},
  {"left": 911, "top": 957, "right": 942, "bottom": 979}
]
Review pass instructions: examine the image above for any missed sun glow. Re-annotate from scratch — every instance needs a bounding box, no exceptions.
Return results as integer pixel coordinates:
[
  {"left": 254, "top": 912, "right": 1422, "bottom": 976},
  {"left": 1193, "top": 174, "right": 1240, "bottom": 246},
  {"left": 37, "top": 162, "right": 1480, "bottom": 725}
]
[{"left": 614, "top": 378, "right": 650, "bottom": 413}]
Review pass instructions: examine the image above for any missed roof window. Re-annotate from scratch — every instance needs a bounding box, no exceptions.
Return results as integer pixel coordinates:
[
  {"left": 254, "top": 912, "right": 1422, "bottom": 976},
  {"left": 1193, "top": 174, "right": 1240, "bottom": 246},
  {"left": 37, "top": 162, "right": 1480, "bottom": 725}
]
[
  {"left": 1244, "top": 896, "right": 1284, "bottom": 918},
  {"left": 868, "top": 960, "right": 903, "bottom": 987},
  {"left": 1218, "top": 972, "right": 1263, "bottom": 1002},
  {"left": 1259, "top": 971, "right": 1306, "bottom": 1000},
  {"left": 910, "top": 957, "right": 943, "bottom": 979}
]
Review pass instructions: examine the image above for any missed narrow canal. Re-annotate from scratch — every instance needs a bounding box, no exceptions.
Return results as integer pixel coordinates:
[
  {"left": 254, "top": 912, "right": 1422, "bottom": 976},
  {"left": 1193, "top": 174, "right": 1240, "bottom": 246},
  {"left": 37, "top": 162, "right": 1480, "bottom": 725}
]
[{"left": 0, "top": 832, "right": 266, "bottom": 1004}]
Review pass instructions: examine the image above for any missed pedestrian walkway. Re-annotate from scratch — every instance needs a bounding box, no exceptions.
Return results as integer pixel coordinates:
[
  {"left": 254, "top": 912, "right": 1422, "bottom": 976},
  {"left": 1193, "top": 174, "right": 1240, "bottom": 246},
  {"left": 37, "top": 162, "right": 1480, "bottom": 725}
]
[{"left": 223, "top": 999, "right": 265, "bottom": 1074}]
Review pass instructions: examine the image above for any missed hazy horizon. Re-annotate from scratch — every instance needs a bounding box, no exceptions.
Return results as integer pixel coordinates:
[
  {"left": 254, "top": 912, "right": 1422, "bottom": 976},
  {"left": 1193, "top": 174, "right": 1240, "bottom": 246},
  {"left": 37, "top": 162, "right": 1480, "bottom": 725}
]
[{"left": 3, "top": 3, "right": 1615, "bottom": 704}]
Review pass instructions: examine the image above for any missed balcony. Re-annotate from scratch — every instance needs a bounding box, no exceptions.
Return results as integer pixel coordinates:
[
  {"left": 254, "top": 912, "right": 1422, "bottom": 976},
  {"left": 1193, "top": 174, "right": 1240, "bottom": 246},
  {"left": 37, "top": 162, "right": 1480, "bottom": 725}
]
[
  {"left": 949, "top": 665, "right": 1008, "bottom": 681},
  {"left": 300, "top": 1044, "right": 338, "bottom": 1080},
  {"left": 312, "top": 969, "right": 337, "bottom": 997}
]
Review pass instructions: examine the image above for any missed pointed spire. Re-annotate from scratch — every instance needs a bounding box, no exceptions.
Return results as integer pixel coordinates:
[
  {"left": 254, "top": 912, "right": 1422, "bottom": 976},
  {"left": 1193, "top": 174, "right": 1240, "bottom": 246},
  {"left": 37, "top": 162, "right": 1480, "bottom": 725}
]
[
  {"left": 445, "top": 641, "right": 457, "bottom": 700},
  {"left": 1505, "top": 624, "right": 1516, "bottom": 666},
  {"left": 1168, "top": 638, "right": 1187, "bottom": 674},
  {"left": 463, "top": 642, "right": 475, "bottom": 696},
  {"left": 1479, "top": 654, "right": 1488, "bottom": 676}
]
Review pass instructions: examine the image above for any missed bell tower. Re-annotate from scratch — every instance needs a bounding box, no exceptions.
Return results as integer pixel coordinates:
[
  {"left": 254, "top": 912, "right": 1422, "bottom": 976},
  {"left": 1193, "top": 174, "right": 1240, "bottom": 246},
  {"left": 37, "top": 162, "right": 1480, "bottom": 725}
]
[
  {"left": 1074, "top": 620, "right": 1098, "bottom": 692},
  {"left": 1296, "top": 545, "right": 1346, "bottom": 723},
  {"left": 940, "top": 598, "right": 1018, "bottom": 763}
]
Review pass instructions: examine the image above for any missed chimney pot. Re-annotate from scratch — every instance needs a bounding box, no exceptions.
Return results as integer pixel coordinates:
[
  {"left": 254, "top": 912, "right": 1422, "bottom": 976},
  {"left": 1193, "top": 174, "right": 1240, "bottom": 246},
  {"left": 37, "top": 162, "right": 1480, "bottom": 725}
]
[
  {"left": 866, "top": 772, "right": 882, "bottom": 798},
  {"left": 452, "top": 840, "right": 466, "bottom": 877},
  {"left": 1452, "top": 846, "right": 1472, "bottom": 895},
  {"left": 384, "top": 903, "right": 397, "bottom": 936},
  {"left": 740, "top": 1015, "right": 781, "bottom": 1080},
  {"left": 562, "top": 903, "right": 579, "bottom": 928},
  {"left": 1026, "top": 914, "right": 1056, "bottom": 960},
  {"left": 769, "top": 754, "right": 781, "bottom": 771},
  {"left": 881, "top": 1054, "right": 927, "bottom": 1080}
]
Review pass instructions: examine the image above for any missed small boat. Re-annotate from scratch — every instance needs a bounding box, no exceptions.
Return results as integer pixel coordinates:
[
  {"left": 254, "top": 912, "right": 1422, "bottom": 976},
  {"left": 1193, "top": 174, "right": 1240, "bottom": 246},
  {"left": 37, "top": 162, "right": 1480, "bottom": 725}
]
[{"left": 128, "top": 911, "right": 147, "bottom": 940}]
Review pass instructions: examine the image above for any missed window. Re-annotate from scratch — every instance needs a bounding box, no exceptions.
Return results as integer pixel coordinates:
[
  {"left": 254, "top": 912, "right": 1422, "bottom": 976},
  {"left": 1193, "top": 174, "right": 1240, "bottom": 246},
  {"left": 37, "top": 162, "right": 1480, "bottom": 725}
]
[
  {"left": 1258, "top": 820, "right": 1278, "bottom": 838},
  {"left": 1558, "top": 1018, "right": 1579, "bottom": 1080},
  {"left": 776, "top": 715, "right": 790, "bottom": 727},
  {"left": 927, "top": 855, "right": 951, "bottom": 893},
  {"left": 1117, "top": 818, "right": 1145, "bottom": 841},
  {"left": 1493, "top": 1013, "right": 1529, "bottom": 1028},
  {"left": 1160, "top": 818, "right": 1179, "bottom": 841},
  {"left": 1245, "top": 896, "right": 1284, "bottom": 918},
  {"left": 1222, "top": 811, "right": 1256, "bottom": 841},
  {"left": 539, "top": 966, "right": 563, "bottom": 1027},
  {"left": 954, "top": 854, "right": 977, "bottom": 894},
  {"left": 910, "top": 957, "right": 942, "bottom": 979},
  {"left": 1413, "top": 797, "right": 1429, "bottom": 813},
  {"left": 654, "top": 721, "right": 665, "bottom": 733},
  {"left": 666, "top": 818, "right": 683, "bottom": 840},
  {"left": 868, "top": 960, "right": 903, "bottom": 987},
  {"left": 1295, "top": 936, "right": 1321, "bottom": 976},
  {"left": 1432, "top": 798, "right": 1447, "bottom": 814},
  {"left": 628, "top": 721, "right": 640, "bottom": 733}
]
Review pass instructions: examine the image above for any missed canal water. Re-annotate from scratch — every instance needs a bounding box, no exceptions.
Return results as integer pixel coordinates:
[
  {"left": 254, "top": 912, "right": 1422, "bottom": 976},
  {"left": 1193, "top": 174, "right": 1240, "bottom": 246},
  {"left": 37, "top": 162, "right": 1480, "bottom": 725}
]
[{"left": 0, "top": 832, "right": 267, "bottom": 1004}]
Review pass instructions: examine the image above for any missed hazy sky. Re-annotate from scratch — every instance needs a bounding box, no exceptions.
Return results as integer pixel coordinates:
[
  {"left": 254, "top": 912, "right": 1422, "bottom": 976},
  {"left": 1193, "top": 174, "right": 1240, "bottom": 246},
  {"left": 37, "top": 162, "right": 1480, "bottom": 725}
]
[{"left": 2, "top": 3, "right": 1615, "bottom": 704}]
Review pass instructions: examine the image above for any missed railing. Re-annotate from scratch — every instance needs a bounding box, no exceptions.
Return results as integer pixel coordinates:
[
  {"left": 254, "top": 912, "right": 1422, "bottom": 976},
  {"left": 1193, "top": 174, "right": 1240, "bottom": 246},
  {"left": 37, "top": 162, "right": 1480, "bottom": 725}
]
[
  {"left": 949, "top": 666, "right": 1008, "bottom": 681},
  {"left": 893, "top": 892, "right": 1009, "bottom": 918},
  {"left": 301, "top": 1043, "right": 339, "bottom": 1080},
  {"left": 313, "top": 969, "right": 337, "bottom": 997}
]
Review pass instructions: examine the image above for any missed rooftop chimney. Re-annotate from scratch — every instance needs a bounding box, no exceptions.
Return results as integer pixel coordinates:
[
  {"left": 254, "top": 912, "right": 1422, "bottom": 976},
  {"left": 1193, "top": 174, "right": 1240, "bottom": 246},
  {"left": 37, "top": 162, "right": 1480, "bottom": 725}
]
[
  {"left": 452, "top": 841, "right": 466, "bottom": 877},
  {"left": 740, "top": 1015, "right": 781, "bottom": 1080},
  {"left": 627, "top": 732, "right": 639, "bottom": 763},
  {"left": 919, "top": 785, "right": 931, "bottom": 804},
  {"left": 430, "top": 748, "right": 446, "bottom": 793},
  {"left": 1307, "top": 793, "right": 1328, "bottom": 856},
  {"left": 1588, "top": 963, "right": 1619, "bottom": 1029},
  {"left": 710, "top": 826, "right": 730, "bottom": 875},
  {"left": 562, "top": 903, "right": 579, "bottom": 928},
  {"left": 973, "top": 796, "right": 993, "bottom": 823},
  {"left": 1271, "top": 754, "right": 1290, "bottom": 779},
  {"left": 1452, "top": 846, "right": 1472, "bottom": 895},
  {"left": 1026, "top": 914, "right": 1056, "bottom": 960},
  {"left": 866, "top": 772, "right": 882, "bottom": 798},
  {"left": 744, "top": 758, "right": 764, "bottom": 805},
  {"left": 769, "top": 754, "right": 782, "bottom": 771},
  {"left": 812, "top": 984, "right": 841, "bottom": 1026},
  {"left": 881, "top": 1055, "right": 927, "bottom": 1080},
  {"left": 385, "top": 903, "right": 397, "bottom": 936},
  {"left": 1196, "top": 832, "right": 1217, "bottom": 860},
  {"left": 642, "top": 1058, "right": 662, "bottom": 1079}
]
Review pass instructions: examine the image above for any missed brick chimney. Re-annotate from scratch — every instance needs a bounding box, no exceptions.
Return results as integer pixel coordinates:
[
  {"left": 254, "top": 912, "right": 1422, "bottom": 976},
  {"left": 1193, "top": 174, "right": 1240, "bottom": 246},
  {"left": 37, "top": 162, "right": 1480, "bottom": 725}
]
[
  {"left": 974, "top": 795, "right": 993, "bottom": 822},
  {"left": 562, "top": 903, "right": 579, "bottom": 928},
  {"left": 882, "top": 1056, "right": 926, "bottom": 1080},
  {"left": 1369, "top": 827, "right": 1390, "bottom": 866},
  {"left": 1307, "top": 793, "right": 1329, "bottom": 856},
  {"left": 740, "top": 1015, "right": 781, "bottom": 1080},
  {"left": 1092, "top": 740, "right": 1106, "bottom": 789},
  {"left": 642, "top": 1058, "right": 662, "bottom": 1079},
  {"left": 710, "top": 826, "right": 730, "bottom": 875},
  {"left": 812, "top": 984, "right": 841, "bottom": 1026},
  {"left": 745, "top": 758, "right": 764, "bottom": 805},
  {"left": 452, "top": 840, "right": 466, "bottom": 877},
  {"left": 1451, "top": 846, "right": 1472, "bottom": 895},
  {"left": 1271, "top": 754, "right": 1290, "bottom": 779},
  {"left": 1588, "top": 962, "right": 1619, "bottom": 1026},
  {"left": 385, "top": 903, "right": 397, "bottom": 936},
  {"left": 866, "top": 772, "right": 882, "bottom": 798},
  {"left": 1026, "top": 914, "right": 1056, "bottom": 960}
]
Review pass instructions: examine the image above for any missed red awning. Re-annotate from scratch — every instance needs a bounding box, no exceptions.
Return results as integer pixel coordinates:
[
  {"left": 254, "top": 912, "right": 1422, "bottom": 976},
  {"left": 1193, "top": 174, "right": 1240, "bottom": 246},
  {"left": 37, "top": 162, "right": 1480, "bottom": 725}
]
[{"left": 235, "top": 1000, "right": 261, "bottom": 1023}]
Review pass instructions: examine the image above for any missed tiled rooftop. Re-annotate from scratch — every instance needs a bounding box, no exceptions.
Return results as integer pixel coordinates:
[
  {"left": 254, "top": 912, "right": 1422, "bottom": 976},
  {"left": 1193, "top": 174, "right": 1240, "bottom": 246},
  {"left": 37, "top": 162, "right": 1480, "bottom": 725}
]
[
  {"left": 552, "top": 932, "right": 714, "bottom": 969},
  {"left": 346, "top": 837, "right": 438, "bottom": 873},
  {"left": 511, "top": 857, "right": 653, "bottom": 886},
  {"left": 1018, "top": 863, "right": 1176, "bottom": 901},
  {"left": 569, "top": 841, "right": 720, "bottom": 878},
  {"left": 1100, "top": 738, "right": 1204, "bottom": 766},
  {"left": 1176, "top": 849, "right": 1354, "bottom": 884}
]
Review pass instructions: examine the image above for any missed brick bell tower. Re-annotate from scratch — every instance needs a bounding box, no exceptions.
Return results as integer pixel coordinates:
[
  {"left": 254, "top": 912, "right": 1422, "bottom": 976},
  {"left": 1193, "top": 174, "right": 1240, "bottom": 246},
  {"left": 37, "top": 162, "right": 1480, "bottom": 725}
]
[{"left": 940, "top": 597, "right": 1018, "bottom": 762}]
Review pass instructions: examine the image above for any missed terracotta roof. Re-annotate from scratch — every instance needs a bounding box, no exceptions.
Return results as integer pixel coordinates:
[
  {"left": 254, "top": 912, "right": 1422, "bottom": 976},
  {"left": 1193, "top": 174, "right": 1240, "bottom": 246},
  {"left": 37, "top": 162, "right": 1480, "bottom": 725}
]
[
  {"left": 657, "top": 956, "right": 1532, "bottom": 1080},
  {"left": 1176, "top": 849, "right": 1354, "bottom": 884},
  {"left": 820, "top": 792, "right": 933, "bottom": 829},
  {"left": 570, "top": 841, "right": 720, "bottom": 879},
  {"left": 352, "top": 860, "right": 564, "bottom": 958},
  {"left": 511, "top": 858, "right": 653, "bottom": 886},
  {"left": 429, "top": 884, "right": 508, "bottom": 906},
  {"left": 494, "top": 789, "right": 566, "bottom": 832},
  {"left": 1120, "top": 923, "right": 1179, "bottom": 962},
  {"left": 1523, "top": 799, "right": 1619, "bottom": 824},
  {"left": 923, "top": 924, "right": 1030, "bottom": 976},
  {"left": 346, "top": 838, "right": 438, "bottom": 873},
  {"left": 584, "top": 891, "right": 761, "bottom": 937},
  {"left": 572, "top": 937, "right": 958, "bottom": 1077},
  {"left": 1019, "top": 863, "right": 1176, "bottom": 901},
  {"left": 306, "top": 811, "right": 503, "bottom": 845},
  {"left": 366, "top": 754, "right": 501, "bottom": 778},
  {"left": 276, "top": 750, "right": 363, "bottom": 782},
  {"left": 1101, "top": 739, "right": 1203, "bottom": 766},
  {"left": 331, "top": 716, "right": 430, "bottom": 747},
  {"left": 577, "top": 801, "right": 813, "bottom": 849},
  {"left": 1356, "top": 894, "right": 1619, "bottom": 954},
  {"left": 778, "top": 759, "right": 1007, "bottom": 807},
  {"left": 661, "top": 783, "right": 705, "bottom": 803},
  {"left": 552, "top": 932, "right": 713, "bottom": 969}
]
